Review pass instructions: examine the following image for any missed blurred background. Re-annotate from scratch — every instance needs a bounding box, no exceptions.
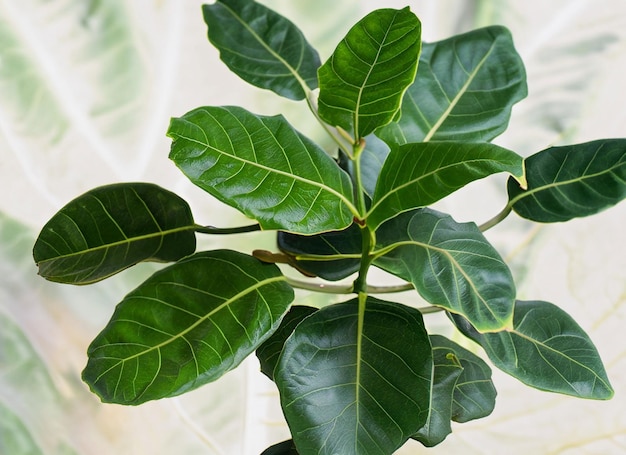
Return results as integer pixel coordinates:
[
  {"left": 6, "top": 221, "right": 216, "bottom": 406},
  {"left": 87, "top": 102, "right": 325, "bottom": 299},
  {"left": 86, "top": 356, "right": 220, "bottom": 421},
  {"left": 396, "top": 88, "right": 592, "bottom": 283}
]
[{"left": 1, "top": 0, "right": 625, "bottom": 453}]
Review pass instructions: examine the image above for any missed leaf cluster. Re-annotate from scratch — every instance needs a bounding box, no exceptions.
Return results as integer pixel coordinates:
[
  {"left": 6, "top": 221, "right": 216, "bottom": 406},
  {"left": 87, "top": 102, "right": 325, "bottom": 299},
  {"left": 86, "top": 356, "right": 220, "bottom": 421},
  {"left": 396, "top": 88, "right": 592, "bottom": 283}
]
[{"left": 33, "top": 1, "right": 625, "bottom": 453}]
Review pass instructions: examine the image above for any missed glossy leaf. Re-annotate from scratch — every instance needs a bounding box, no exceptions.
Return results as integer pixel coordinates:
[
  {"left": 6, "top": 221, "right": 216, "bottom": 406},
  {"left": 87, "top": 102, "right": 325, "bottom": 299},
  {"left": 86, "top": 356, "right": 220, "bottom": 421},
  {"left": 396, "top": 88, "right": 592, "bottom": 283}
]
[
  {"left": 277, "top": 223, "right": 362, "bottom": 281},
  {"left": 377, "top": 26, "right": 527, "bottom": 145},
  {"left": 318, "top": 8, "right": 421, "bottom": 139},
  {"left": 455, "top": 301, "right": 614, "bottom": 400},
  {"left": 82, "top": 250, "right": 294, "bottom": 405},
  {"left": 508, "top": 139, "right": 626, "bottom": 222},
  {"left": 432, "top": 333, "right": 496, "bottom": 423},
  {"left": 202, "top": 0, "right": 320, "bottom": 101},
  {"left": 412, "top": 335, "right": 463, "bottom": 447},
  {"left": 261, "top": 440, "right": 299, "bottom": 455},
  {"left": 361, "top": 134, "right": 391, "bottom": 197},
  {"left": 256, "top": 305, "right": 318, "bottom": 381},
  {"left": 168, "top": 106, "right": 355, "bottom": 234},
  {"left": 368, "top": 141, "right": 525, "bottom": 229},
  {"left": 33, "top": 183, "right": 196, "bottom": 285},
  {"left": 275, "top": 297, "right": 432, "bottom": 455},
  {"left": 374, "top": 208, "right": 515, "bottom": 332}
]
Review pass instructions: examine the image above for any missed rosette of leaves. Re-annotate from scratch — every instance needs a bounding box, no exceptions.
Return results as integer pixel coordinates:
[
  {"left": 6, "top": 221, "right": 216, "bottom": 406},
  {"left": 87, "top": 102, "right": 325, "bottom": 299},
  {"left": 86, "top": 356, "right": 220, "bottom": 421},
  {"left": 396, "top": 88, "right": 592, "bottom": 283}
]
[{"left": 33, "top": 1, "right": 624, "bottom": 453}]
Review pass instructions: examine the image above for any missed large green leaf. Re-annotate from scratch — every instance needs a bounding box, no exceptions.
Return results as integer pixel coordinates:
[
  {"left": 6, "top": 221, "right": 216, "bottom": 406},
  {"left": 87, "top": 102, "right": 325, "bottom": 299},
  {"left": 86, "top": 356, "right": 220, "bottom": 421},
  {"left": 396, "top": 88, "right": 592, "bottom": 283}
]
[
  {"left": 376, "top": 26, "right": 527, "bottom": 145},
  {"left": 82, "top": 250, "right": 294, "bottom": 405},
  {"left": 317, "top": 8, "right": 421, "bottom": 139},
  {"left": 0, "top": 402, "right": 44, "bottom": 455},
  {"left": 374, "top": 208, "right": 515, "bottom": 332},
  {"left": 507, "top": 139, "right": 626, "bottom": 222},
  {"left": 277, "top": 223, "right": 362, "bottom": 281},
  {"left": 275, "top": 297, "right": 432, "bottom": 455},
  {"left": 261, "top": 440, "right": 299, "bottom": 455},
  {"left": 412, "top": 335, "right": 463, "bottom": 447},
  {"left": 202, "top": 0, "right": 320, "bottom": 101},
  {"left": 454, "top": 301, "right": 614, "bottom": 400},
  {"left": 33, "top": 183, "right": 196, "bottom": 285},
  {"left": 256, "top": 305, "right": 318, "bottom": 381},
  {"left": 367, "top": 142, "right": 525, "bottom": 228},
  {"left": 168, "top": 106, "right": 355, "bottom": 234}
]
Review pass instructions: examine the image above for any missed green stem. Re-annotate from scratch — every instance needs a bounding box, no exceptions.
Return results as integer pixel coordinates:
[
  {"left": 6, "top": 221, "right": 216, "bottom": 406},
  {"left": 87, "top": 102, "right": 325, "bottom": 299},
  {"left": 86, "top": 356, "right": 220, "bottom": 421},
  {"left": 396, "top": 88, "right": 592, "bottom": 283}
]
[
  {"left": 285, "top": 277, "right": 413, "bottom": 294},
  {"left": 305, "top": 90, "right": 352, "bottom": 157},
  {"left": 194, "top": 223, "right": 261, "bottom": 235},
  {"left": 478, "top": 204, "right": 512, "bottom": 232}
]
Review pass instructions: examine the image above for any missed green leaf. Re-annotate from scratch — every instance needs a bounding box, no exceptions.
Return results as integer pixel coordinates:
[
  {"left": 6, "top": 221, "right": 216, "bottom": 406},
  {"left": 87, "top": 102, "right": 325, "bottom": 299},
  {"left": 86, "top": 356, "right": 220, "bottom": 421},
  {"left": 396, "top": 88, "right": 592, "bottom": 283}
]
[
  {"left": 367, "top": 141, "right": 526, "bottom": 229},
  {"left": 375, "top": 208, "right": 515, "bottom": 332},
  {"left": 412, "top": 335, "right": 463, "bottom": 447},
  {"left": 275, "top": 297, "right": 432, "bottom": 455},
  {"left": 432, "top": 333, "right": 496, "bottom": 423},
  {"left": 0, "top": 402, "right": 44, "bottom": 455},
  {"left": 508, "top": 139, "right": 626, "bottom": 222},
  {"left": 202, "top": 0, "right": 320, "bottom": 101},
  {"left": 317, "top": 8, "right": 421, "bottom": 139},
  {"left": 33, "top": 183, "right": 196, "bottom": 285},
  {"left": 167, "top": 106, "right": 355, "bottom": 234},
  {"left": 277, "top": 223, "right": 362, "bottom": 281},
  {"left": 361, "top": 134, "right": 391, "bottom": 197},
  {"left": 256, "top": 305, "right": 318, "bottom": 381},
  {"left": 82, "top": 250, "right": 294, "bottom": 405},
  {"left": 261, "top": 440, "right": 299, "bottom": 455},
  {"left": 454, "top": 301, "right": 614, "bottom": 400},
  {"left": 377, "top": 26, "right": 527, "bottom": 145}
]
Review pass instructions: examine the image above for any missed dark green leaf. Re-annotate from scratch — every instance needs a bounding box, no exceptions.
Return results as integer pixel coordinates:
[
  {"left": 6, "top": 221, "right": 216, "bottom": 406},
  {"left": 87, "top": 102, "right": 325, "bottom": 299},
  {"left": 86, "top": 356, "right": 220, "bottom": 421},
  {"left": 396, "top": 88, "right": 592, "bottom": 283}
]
[
  {"left": 318, "top": 8, "right": 421, "bottom": 139},
  {"left": 361, "top": 134, "right": 391, "bottom": 197},
  {"left": 508, "top": 139, "right": 626, "bottom": 222},
  {"left": 203, "top": 0, "right": 320, "bottom": 101},
  {"left": 33, "top": 183, "right": 196, "bottom": 285},
  {"left": 454, "top": 301, "right": 614, "bottom": 400},
  {"left": 377, "top": 26, "right": 527, "bottom": 145},
  {"left": 82, "top": 250, "right": 294, "bottom": 405},
  {"left": 367, "top": 141, "right": 525, "bottom": 229},
  {"left": 412, "top": 335, "right": 463, "bottom": 447},
  {"left": 276, "top": 297, "right": 432, "bottom": 455},
  {"left": 375, "top": 208, "right": 515, "bottom": 332},
  {"left": 261, "top": 440, "right": 299, "bottom": 455},
  {"left": 277, "top": 223, "right": 362, "bottom": 281},
  {"left": 168, "top": 106, "right": 355, "bottom": 234},
  {"left": 431, "top": 333, "right": 496, "bottom": 423},
  {"left": 256, "top": 305, "right": 318, "bottom": 381}
]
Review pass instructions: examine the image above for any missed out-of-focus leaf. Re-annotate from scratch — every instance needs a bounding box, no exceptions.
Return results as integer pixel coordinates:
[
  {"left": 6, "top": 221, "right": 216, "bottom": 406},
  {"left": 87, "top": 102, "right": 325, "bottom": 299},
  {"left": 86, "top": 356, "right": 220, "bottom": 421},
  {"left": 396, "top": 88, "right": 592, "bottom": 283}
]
[
  {"left": 318, "top": 8, "right": 421, "bottom": 139},
  {"left": 33, "top": 183, "right": 196, "bottom": 285},
  {"left": 256, "top": 305, "right": 318, "bottom": 381},
  {"left": 377, "top": 26, "right": 527, "bottom": 145},
  {"left": 202, "top": 0, "right": 320, "bottom": 101},
  {"left": 454, "top": 300, "right": 614, "bottom": 400},
  {"left": 507, "top": 139, "right": 626, "bottom": 222},
  {"left": 82, "top": 250, "right": 294, "bottom": 405},
  {"left": 367, "top": 141, "right": 526, "bottom": 229},
  {"left": 412, "top": 335, "right": 463, "bottom": 447},
  {"left": 0, "top": 402, "right": 44, "bottom": 455},
  {"left": 375, "top": 208, "right": 515, "bottom": 332},
  {"left": 275, "top": 297, "right": 432, "bottom": 455},
  {"left": 277, "top": 223, "right": 362, "bottom": 281},
  {"left": 168, "top": 106, "right": 355, "bottom": 234}
]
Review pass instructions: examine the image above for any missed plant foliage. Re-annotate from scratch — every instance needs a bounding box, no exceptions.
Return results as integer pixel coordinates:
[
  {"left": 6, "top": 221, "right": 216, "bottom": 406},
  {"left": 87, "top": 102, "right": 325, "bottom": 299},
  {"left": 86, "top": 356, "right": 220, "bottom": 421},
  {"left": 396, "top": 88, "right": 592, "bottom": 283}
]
[{"left": 33, "top": 1, "right": 625, "bottom": 453}]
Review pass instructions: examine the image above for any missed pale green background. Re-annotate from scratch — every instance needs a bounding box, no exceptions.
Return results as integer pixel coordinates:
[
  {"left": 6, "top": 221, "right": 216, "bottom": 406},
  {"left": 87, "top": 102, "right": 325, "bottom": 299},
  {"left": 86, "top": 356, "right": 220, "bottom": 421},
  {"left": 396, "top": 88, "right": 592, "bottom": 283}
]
[{"left": 1, "top": 1, "right": 625, "bottom": 454}]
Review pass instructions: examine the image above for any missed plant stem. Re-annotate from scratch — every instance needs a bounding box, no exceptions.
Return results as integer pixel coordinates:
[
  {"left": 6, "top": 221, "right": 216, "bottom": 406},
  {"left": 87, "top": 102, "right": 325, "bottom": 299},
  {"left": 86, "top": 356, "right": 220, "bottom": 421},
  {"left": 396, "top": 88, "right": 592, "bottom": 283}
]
[
  {"left": 194, "top": 223, "right": 261, "bottom": 235},
  {"left": 478, "top": 204, "right": 512, "bottom": 232},
  {"left": 285, "top": 278, "right": 414, "bottom": 294}
]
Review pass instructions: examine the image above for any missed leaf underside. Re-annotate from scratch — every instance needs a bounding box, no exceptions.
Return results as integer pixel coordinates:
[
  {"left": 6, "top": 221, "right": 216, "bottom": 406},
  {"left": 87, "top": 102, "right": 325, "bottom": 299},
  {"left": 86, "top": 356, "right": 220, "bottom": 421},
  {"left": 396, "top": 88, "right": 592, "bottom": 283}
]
[
  {"left": 82, "top": 250, "right": 294, "bottom": 405},
  {"left": 33, "top": 182, "right": 196, "bottom": 284}
]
